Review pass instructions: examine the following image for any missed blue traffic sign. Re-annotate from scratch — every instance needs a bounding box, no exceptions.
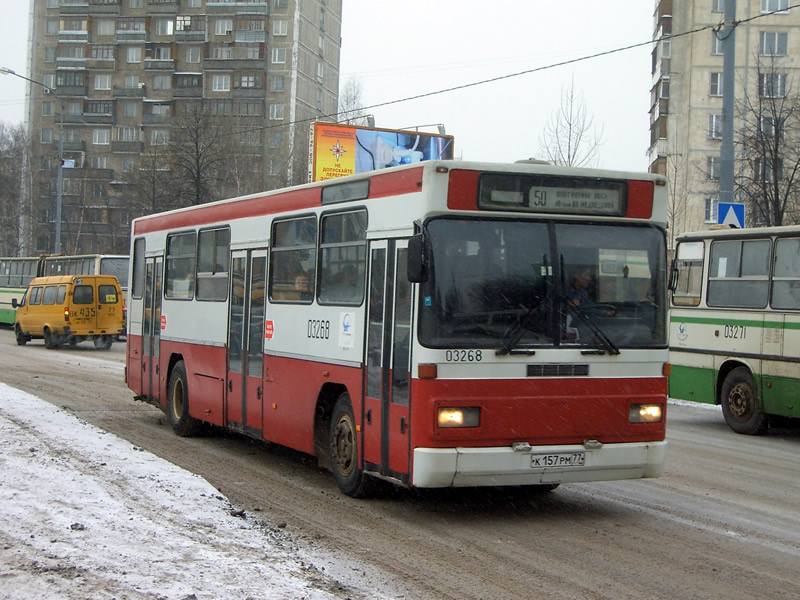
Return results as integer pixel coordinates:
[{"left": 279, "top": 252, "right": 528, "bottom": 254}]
[{"left": 718, "top": 202, "right": 745, "bottom": 228}]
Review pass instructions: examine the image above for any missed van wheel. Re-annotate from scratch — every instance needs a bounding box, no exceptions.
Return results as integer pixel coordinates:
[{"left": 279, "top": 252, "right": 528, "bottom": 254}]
[
  {"left": 14, "top": 325, "right": 27, "bottom": 346},
  {"left": 720, "top": 367, "right": 768, "bottom": 435},
  {"left": 329, "top": 393, "right": 371, "bottom": 497},
  {"left": 44, "top": 328, "right": 60, "bottom": 349},
  {"left": 93, "top": 335, "right": 113, "bottom": 350},
  {"left": 167, "top": 361, "right": 201, "bottom": 437}
]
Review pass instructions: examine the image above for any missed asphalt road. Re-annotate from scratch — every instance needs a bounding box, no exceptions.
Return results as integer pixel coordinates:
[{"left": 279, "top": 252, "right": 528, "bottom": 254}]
[{"left": 1, "top": 328, "right": 798, "bottom": 600}]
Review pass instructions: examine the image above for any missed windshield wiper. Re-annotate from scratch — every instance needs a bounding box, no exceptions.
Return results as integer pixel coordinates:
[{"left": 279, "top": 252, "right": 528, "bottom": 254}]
[
  {"left": 563, "top": 301, "right": 620, "bottom": 355},
  {"left": 496, "top": 298, "right": 546, "bottom": 356}
]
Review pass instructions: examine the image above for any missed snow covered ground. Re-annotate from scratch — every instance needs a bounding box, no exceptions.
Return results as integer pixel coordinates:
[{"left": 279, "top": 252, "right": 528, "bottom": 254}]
[{"left": 0, "top": 382, "right": 387, "bottom": 599}]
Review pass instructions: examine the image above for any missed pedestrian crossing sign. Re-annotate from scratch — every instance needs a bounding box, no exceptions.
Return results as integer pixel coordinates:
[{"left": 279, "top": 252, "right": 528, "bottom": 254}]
[{"left": 718, "top": 202, "right": 745, "bottom": 228}]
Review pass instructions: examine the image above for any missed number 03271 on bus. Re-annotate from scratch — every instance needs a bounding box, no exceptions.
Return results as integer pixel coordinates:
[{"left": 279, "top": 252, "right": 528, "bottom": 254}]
[{"left": 125, "top": 160, "right": 669, "bottom": 497}]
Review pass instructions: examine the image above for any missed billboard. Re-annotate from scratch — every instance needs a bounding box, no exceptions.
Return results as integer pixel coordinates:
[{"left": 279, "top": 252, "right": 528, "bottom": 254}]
[{"left": 308, "top": 121, "right": 454, "bottom": 182}]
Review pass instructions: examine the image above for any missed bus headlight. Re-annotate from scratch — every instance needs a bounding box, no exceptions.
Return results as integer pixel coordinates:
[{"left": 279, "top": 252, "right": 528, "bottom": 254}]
[
  {"left": 437, "top": 407, "right": 480, "bottom": 428},
  {"left": 629, "top": 404, "right": 663, "bottom": 423}
]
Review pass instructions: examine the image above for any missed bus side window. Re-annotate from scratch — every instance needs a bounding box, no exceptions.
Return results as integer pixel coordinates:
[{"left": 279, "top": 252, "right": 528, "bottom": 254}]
[
  {"left": 771, "top": 236, "right": 800, "bottom": 310},
  {"left": 672, "top": 241, "right": 704, "bottom": 307}
]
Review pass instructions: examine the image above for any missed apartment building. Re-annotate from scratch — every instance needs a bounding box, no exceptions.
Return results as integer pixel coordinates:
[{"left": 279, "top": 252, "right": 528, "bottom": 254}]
[
  {"left": 649, "top": 0, "right": 800, "bottom": 245},
  {"left": 24, "top": 0, "right": 342, "bottom": 255}
]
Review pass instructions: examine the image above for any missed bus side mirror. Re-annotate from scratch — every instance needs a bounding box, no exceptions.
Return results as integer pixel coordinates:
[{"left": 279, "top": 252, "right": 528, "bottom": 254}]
[
  {"left": 407, "top": 236, "right": 426, "bottom": 283},
  {"left": 667, "top": 259, "right": 678, "bottom": 292},
  {"left": 11, "top": 298, "right": 18, "bottom": 308}
]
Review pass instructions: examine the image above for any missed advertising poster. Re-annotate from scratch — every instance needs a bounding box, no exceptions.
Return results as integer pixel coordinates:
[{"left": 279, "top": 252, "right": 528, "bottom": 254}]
[{"left": 310, "top": 122, "right": 454, "bottom": 182}]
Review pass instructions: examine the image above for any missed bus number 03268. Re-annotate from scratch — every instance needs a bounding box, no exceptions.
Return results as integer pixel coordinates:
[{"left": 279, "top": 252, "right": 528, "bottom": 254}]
[
  {"left": 445, "top": 350, "right": 483, "bottom": 362},
  {"left": 307, "top": 319, "right": 330, "bottom": 340}
]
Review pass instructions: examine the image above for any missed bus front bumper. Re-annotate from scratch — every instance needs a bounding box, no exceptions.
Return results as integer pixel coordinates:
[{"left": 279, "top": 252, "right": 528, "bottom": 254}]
[{"left": 411, "top": 440, "right": 667, "bottom": 488}]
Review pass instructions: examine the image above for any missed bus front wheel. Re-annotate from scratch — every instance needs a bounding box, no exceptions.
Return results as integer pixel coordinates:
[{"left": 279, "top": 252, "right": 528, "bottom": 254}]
[
  {"left": 329, "top": 393, "right": 369, "bottom": 497},
  {"left": 14, "top": 325, "right": 27, "bottom": 346},
  {"left": 720, "top": 367, "right": 768, "bottom": 435},
  {"left": 167, "top": 361, "right": 201, "bottom": 437}
]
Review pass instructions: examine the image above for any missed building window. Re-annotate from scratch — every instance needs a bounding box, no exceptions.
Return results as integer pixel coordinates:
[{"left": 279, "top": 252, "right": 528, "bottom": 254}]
[
  {"left": 272, "top": 47, "right": 286, "bottom": 64},
  {"left": 271, "top": 75, "right": 285, "bottom": 92},
  {"left": 92, "top": 44, "right": 114, "bottom": 60},
  {"left": 64, "top": 129, "right": 80, "bottom": 143},
  {"left": 760, "top": 31, "right": 788, "bottom": 55},
  {"left": 762, "top": 0, "right": 789, "bottom": 13},
  {"left": 240, "top": 43, "right": 261, "bottom": 59},
  {"left": 317, "top": 62, "right": 324, "bottom": 80},
  {"left": 46, "top": 20, "right": 58, "bottom": 35},
  {"left": 127, "top": 46, "right": 142, "bottom": 63},
  {"left": 235, "top": 72, "right": 262, "bottom": 88},
  {"left": 212, "top": 74, "right": 231, "bottom": 91},
  {"left": 186, "top": 46, "right": 201, "bottom": 63},
  {"left": 44, "top": 47, "right": 56, "bottom": 62},
  {"left": 56, "top": 72, "right": 84, "bottom": 87},
  {"left": 759, "top": 72, "right": 787, "bottom": 97},
  {"left": 91, "top": 156, "right": 108, "bottom": 169},
  {"left": 155, "top": 18, "right": 174, "bottom": 36},
  {"left": 708, "top": 114, "right": 723, "bottom": 139},
  {"left": 239, "top": 17, "right": 265, "bottom": 31},
  {"left": 756, "top": 158, "right": 783, "bottom": 181},
  {"left": 116, "top": 126, "right": 140, "bottom": 142},
  {"left": 118, "top": 18, "right": 146, "bottom": 32},
  {"left": 707, "top": 156, "right": 720, "bottom": 180},
  {"left": 129, "top": 0, "right": 143, "bottom": 8},
  {"left": 125, "top": 74, "right": 140, "bottom": 88},
  {"left": 92, "top": 129, "right": 110, "bottom": 145},
  {"left": 151, "top": 46, "right": 172, "bottom": 60},
  {"left": 704, "top": 197, "right": 718, "bottom": 223},
  {"left": 151, "top": 103, "right": 171, "bottom": 116},
  {"left": 122, "top": 157, "right": 135, "bottom": 172},
  {"left": 712, "top": 0, "right": 726, "bottom": 12},
  {"left": 270, "top": 131, "right": 282, "bottom": 148},
  {"left": 41, "top": 128, "right": 53, "bottom": 143},
  {"left": 96, "top": 19, "right": 115, "bottom": 36},
  {"left": 60, "top": 18, "right": 88, "bottom": 32},
  {"left": 711, "top": 31, "right": 723, "bottom": 55},
  {"left": 94, "top": 74, "right": 112, "bottom": 91},
  {"left": 269, "top": 103, "right": 284, "bottom": 120},
  {"left": 274, "top": 0, "right": 288, "bottom": 8},
  {"left": 151, "top": 129, "right": 169, "bottom": 146},
  {"left": 152, "top": 75, "right": 172, "bottom": 90},
  {"left": 87, "top": 100, "right": 112, "bottom": 114},
  {"left": 710, "top": 72, "right": 723, "bottom": 96},
  {"left": 759, "top": 116, "right": 784, "bottom": 137},
  {"left": 65, "top": 101, "right": 82, "bottom": 115},
  {"left": 42, "top": 102, "right": 53, "bottom": 117},
  {"left": 273, "top": 19, "right": 288, "bottom": 36},
  {"left": 215, "top": 18, "right": 233, "bottom": 35},
  {"left": 188, "top": 0, "right": 202, "bottom": 7}
]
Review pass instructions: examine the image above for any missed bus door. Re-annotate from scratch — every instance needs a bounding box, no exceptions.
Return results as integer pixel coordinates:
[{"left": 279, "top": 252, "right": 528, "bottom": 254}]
[
  {"left": 141, "top": 256, "right": 163, "bottom": 404},
  {"left": 364, "top": 240, "right": 412, "bottom": 482},
  {"left": 226, "top": 249, "right": 267, "bottom": 436}
]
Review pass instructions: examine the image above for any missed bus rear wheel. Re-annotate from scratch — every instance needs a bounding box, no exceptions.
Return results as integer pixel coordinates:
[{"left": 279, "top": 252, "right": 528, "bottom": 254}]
[
  {"left": 329, "top": 393, "right": 370, "bottom": 497},
  {"left": 167, "top": 361, "right": 201, "bottom": 437},
  {"left": 720, "top": 367, "right": 768, "bottom": 435},
  {"left": 93, "top": 335, "right": 112, "bottom": 350},
  {"left": 44, "top": 328, "right": 60, "bottom": 349}
]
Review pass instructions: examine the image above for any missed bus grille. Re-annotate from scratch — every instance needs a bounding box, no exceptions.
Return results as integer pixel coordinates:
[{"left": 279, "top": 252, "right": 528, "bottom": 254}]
[{"left": 527, "top": 364, "right": 589, "bottom": 377}]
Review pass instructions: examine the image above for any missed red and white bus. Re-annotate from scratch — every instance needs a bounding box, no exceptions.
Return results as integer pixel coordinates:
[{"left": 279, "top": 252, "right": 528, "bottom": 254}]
[{"left": 126, "top": 160, "right": 669, "bottom": 496}]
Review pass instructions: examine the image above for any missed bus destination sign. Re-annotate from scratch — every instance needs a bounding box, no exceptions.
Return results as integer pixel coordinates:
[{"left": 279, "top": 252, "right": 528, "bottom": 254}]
[{"left": 528, "top": 185, "right": 623, "bottom": 215}]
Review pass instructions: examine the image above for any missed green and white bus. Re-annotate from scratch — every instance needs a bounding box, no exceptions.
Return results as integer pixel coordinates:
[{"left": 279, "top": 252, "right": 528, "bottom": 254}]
[{"left": 669, "top": 225, "right": 800, "bottom": 434}]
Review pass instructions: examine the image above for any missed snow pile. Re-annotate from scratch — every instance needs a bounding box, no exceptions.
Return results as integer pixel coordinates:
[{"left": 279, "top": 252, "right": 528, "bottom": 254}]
[{"left": 0, "top": 382, "right": 374, "bottom": 599}]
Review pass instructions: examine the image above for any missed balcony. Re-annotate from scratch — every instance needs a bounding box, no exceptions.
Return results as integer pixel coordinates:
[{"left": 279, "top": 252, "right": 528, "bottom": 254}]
[
  {"left": 147, "top": 0, "right": 179, "bottom": 13},
  {"left": 232, "top": 87, "right": 266, "bottom": 99},
  {"left": 62, "top": 140, "right": 87, "bottom": 152},
  {"left": 175, "top": 30, "right": 206, "bottom": 42},
  {"left": 116, "top": 30, "right": 147, "bottom": 42},
  {"left": 144, "top": 59, "right": 176, "bottom": 70},
  {"left": 55, "top": 85, "right": 89, "bottom": 97},
  {"left": 113, "top": 85, "right": 146, "bottom": 98},
  {"left": 207, "top": 2, "right": 269, "bottom": 14},
  {"left": 235, "top": 30, "right": 266, "bottom": 43},
  {"left": 58, "top": 31, "right": 90, "bottom": 43},
  {"left": 173, "top": 87, "right": 203, "bottom": 98},
  {"left": 87, "top": 1, "right": 120, "bottom": 14},
  {"left": 111, "top": 140, "right": 144, "bottom": 153},
  {"left": 82, "top": 113, "right": 114, "bottom": 124},
  {"left": 56, "top": 57, "right": 88, "bottom": 70},
  {"left": 142, "top": 113, "right": 171, "bottom": 124}
]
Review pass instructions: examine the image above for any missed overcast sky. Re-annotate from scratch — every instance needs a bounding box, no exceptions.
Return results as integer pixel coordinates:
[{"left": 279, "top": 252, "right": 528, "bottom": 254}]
[{"left": 0, "top": 1, "right": 654, "bottom": 172}]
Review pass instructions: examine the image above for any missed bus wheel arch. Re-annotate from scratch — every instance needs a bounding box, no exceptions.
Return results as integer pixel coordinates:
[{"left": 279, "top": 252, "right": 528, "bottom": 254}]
[
  {"left": 314, "top": 383, "right": 346, "bottom": 471},
  {"left": 719, "top": 366, "right": 768, "bottom": 435},
  {"left": 166, "top": 358, "right": 201, "bottom": 437}
]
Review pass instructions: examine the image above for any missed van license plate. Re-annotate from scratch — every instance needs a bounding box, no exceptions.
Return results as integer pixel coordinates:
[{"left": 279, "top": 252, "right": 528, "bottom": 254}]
[{"left": 531, "top": 452, "right": 585, "bottom": 468}]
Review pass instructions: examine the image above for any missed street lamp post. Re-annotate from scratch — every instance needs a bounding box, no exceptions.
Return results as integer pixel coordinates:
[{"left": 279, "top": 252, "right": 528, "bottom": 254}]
[{"left": 1, "top": 66, "right": 64, "bottom": 253}]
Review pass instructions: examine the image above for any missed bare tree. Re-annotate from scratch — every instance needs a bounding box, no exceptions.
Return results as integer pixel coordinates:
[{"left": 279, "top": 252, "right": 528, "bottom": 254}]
[
  {"left": 735, "top": 58, "right": 800, "bottom": 226},
  {"left": 538, "top": 79, "right": 604, "bottom": 167},
  {"left": 0, "top": 122, "right": 27, "bottom": 255},
  {"left": 664, "top": 139, "right": 691, "bottom": 251},
  {"left": 337, "top": 78, "right": 371, "bottom": 126},
  {"left": 169, "top": 100, "right": 233, "bottom": 207},
  {"left": 121, "top": 144, "right": 182, "bottom": 218}
]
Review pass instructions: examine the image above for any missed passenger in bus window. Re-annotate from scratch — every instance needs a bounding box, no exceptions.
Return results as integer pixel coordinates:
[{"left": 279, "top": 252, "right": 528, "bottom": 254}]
[{"left": 293, "top": 272, "right": 313, "bottom": 302}]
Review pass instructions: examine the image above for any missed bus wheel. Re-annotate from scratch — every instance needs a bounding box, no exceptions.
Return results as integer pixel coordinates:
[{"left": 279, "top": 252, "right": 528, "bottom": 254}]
[
  {"left": 93, "top": 335, "right": 113, "bottom": 350},
  {"left": 329, "top": 393, "right": 369, "bottom": 497},
  {"left": 44, "top": 328, "right": 60, "bottom": 349},
  {"left": 720, "top": 367, "right": 768, "bottom": 435},
  {"left": 14, "top": 325, "right": 27, "bottom": 346},
  {"left": 167, "top": 361, "right": 201, "bottom": 437}
]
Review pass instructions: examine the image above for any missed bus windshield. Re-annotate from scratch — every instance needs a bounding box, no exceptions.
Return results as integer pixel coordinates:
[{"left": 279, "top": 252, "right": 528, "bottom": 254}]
[{"left": 418, "top": 217, "right": 667, "bottom": 350}]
